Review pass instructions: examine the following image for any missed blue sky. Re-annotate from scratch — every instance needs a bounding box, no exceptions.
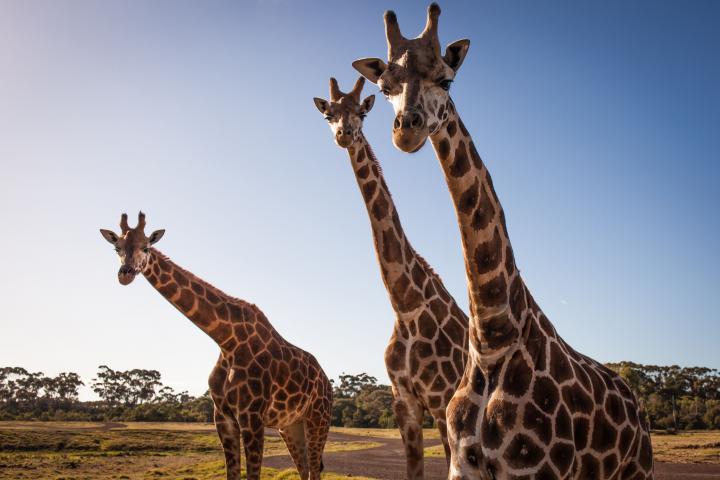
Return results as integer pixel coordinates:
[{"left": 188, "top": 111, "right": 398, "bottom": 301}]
[{"left": 1, "top": 1, "right": 718, "bottom": 399}]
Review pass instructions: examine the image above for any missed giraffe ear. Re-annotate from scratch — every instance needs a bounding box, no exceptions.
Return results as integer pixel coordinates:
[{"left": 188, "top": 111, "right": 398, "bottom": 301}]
[
  {"left": 313, "top": 97, "right": 330, "bottom": 114},
  {"left": 148, "top": 229, "right": 165, "bottom": 245},
  {"left": 100, "top": 229, "right": 119, "bottom": 245},
  {"left": 352, "top": 58, "right": 387, "bottom": 84},
  {"left": 360, "top": 95, "right": 375, "bottom": 115},
  {"left": 443, "top": 39, "right": 470, "bottom": 72}
]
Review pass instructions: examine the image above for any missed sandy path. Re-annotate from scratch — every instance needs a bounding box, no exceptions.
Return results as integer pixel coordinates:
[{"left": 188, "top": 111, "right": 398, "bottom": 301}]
[{"left": 263, "top": 430, "right": 720, "bottom": 480}]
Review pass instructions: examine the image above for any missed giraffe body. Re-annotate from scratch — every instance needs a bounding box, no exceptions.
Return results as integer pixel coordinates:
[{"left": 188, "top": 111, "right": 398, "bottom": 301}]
[
  {"left": 353, "top": 4, "right": 653, "bottom": 478},
  {"left": 100, "top": 213, "right": 332, "bottom": 480},
  {"left": 314, "top": 78, "right": 469, "bottom": 479}
]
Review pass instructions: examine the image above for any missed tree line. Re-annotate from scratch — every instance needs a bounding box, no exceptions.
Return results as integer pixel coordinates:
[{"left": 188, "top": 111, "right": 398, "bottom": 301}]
[
  {"left": 2, "top": 363, "right": 719, "bottom": 430},
  {"left": 607, "top": 362, "right": 720, "bottom": 430}
]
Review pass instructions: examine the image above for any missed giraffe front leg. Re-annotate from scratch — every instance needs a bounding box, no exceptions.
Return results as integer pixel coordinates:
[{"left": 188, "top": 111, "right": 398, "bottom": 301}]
[
  {"left": 214, "top": 407, "right": 242, "bottom": 480},
  {"left": 393, "top": 391, "right": 426, "bottom": 480},
  {"left": 305, "top": 407, "right": 331, "bottom": 480},
  {"left": 238, "top": 412, "right": 265, "bottom": 480},
  {"left": 434, "top": 416, "right": 452, "bottom": 468},
  {"left": 278, "top": 421, "right": 309, "bottom": 480}
]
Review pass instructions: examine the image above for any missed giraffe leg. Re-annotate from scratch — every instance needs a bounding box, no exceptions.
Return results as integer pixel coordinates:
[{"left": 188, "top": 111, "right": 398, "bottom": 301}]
[
  {"left": 394, "top": 391, "right": 426, "bottom": 480},
  {"left": 305, "top": 408, "right": 331, "bottom": 480},
  {"left": 434, "top": 417, "right": 452, "bottom": 468},
  {"left": 238, "top": 412, "right": 265, "bottom": 480},
  {"left": 213, "top": 407, "right": 242, "bottom": 480},
  {"left": 278, "top": 421, "right": 309, "bottom": 480}
]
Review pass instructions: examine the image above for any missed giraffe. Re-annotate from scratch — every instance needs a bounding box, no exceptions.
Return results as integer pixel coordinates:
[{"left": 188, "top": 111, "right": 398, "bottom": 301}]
[
  {"left": 99, "top": 212, "right": 332, "bottom": 480},
  {"left": 313, "top": 76, "right": 469, "bottom": 479},
  {"left": 353, "top": 4, "right": 653, "bottom": 479}
]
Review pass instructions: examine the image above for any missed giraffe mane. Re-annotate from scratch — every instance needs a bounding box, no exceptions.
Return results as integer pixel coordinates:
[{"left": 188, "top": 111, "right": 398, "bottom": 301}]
[{"left": 363, "top": 139, "right": 445, "bottom": 282}]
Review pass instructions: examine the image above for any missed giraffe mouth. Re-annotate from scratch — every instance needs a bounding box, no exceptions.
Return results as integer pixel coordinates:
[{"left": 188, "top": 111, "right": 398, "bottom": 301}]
[{"left": 118, "top": 266, "right": 138, "bottom": 285}]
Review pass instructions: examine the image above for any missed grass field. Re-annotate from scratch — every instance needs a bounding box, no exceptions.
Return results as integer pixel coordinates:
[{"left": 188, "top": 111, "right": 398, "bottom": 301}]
[
  {"left": 1, "top": 422, "right": 719, "bottom": 479},
  {"left": 0, "top": 422, "right": 378, "bottom": 479}
]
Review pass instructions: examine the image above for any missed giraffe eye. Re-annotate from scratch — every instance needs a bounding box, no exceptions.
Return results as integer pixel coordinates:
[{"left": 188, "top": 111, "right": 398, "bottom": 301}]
[
  {"left": 114, "top": 247, "right": 120, "bottom": 253},
  {"left": 439, "top": 79, "right": 453, "bottom": 91},
  {"left": 324, "top": 115, "right": 334, "bottom": 122},
  {"left": 359, "top": 113, "right": 367, "bottom": 120},
  {"left": 143, "top": 247, "right": 149, "bottom": 253},
  {"left": 380, "top": 87, "right": 390, "bottom": 96}
]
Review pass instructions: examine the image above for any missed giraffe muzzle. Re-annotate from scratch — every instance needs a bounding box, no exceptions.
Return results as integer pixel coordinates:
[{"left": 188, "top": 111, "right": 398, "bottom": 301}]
[
  {"left": 118, "top": 265, "right": 137, "bottom": 285},
  {"left": 392, "top": 109, "right": 428, "bottom": 153}
]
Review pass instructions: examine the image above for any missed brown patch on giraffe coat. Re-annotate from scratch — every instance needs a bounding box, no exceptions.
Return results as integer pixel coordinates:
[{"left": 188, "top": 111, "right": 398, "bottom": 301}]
[
  {"left": 474, "top": 226, "right": 503, "bottom": 274},
  {"left": 382, "top": 229, "right": 403, "bottom": 264},
  {"left": 452, "top": 395, "right": 479, "bottom": 436},
  {"left": 562, "top": 382, "right": 594, "bottom": 415},
  {"left": 638, "top": 434, "right": 653, "bottom": 471},
  {"left": 549, "top": 342, "right": 573, "bottom": 383},
  {"left": 470, "top": 185, "right": 497, "bottom": 231},
  {"left": 509, "top": 276, "right": 526, "bottom": 320},
  {"left": 579, "top": 453, "right": 601, "bottom": 480},
  {"left": 523, "top": 402, "right": 553, "bottom": 445},
  {"left": 356, "top": 146, "right": 366, "bottom": 163},
  {"left": 605, "top": 392, "right": 627, "bottom": 425},
  {"left": 411, "top": 262, "right": 427, "bottom": 288},
  {"left": 428, "top": 298, "right": 447, "bottom": 321},
  {"left": 458, "top": 178, "right": 480, "bottom": 215},
  {"left": 435, "top": 330, "right": 452, "bottom": 357},
  {"left": 417, "top": 311, "right": 437, "bottom": 339},
  {"left": 176, "top": 288, "right": 195, "bottom": 312},
  {"left": 158, "top": 282, "right": 178, "bottom": 299},
  {"left": 537, "top": 313, "right": 555, "bottom": 338},
  {"left": 446, "top": 120, "right": 457, "bottom": 137},
  {"left": 478, "top": 312, "right": 517, "bottom": 350},
  {"left": 372, "top": 192, "right": 389, "bottom": 220},
  {"left": 591, "top": 411, "right": 618, "bottom": 452},
  {"left": 587, "top": 365, "right": 607, "bottom": 403},
  {"left": 356, "top": 164, "right": 370, "bottom": 179},
  {"left": 573, "top": 416, "right": 590, "bottom": 450},
  {"left": 449, "top": 141, "right": 471, "bottom": 178},
  {"left": 361, "top": 180, "right": 377, "bottom": 202},
  {"left": 555, "top": 404, "right": 573, "bottom": 440},
  {"left": 525, "top": 319, "right": 547, "bottom": 371},
  {"left": 618, "top": 425, "right": 635, "bottom": 456},
  {"left": 437, "top": 138, "right": 451, "bottom": 160},
  {"left": 504, "top": 433, "right": 544, "bottom": 469},
  {"left": 532, "top": 376, "right": 559, "bottom": 414},
  {"left": 482, "top": 399, "right": 517, "bottom": 449},
  {"left": 172, "top": 269, "right": 189, "bottom": 287},
  {"left": 478, "top": 272, "right": 507, "bottom": 307},
  {"left": 602, "top": 453, "right": 619, "bottom": 478},
  {"left": 550, "top": 441, "right": 575, "bottom": 476},
  {"left": 471, "top": 366, "right": 486, "bottom": 395}
]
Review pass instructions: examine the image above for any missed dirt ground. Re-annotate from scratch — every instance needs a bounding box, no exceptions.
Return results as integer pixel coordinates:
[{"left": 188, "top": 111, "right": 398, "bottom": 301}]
[{"left": 265, "top": 430, "right": 720, "bottom": 480}]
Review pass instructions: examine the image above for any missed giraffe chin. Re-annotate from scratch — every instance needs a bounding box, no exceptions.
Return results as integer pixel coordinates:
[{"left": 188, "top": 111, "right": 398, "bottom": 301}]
[
  {"left": 118, "top": 271, "right": 137, "bottom": 285},
  {"left": 393, "top": 130, "right": 427, "bottom": 153}
]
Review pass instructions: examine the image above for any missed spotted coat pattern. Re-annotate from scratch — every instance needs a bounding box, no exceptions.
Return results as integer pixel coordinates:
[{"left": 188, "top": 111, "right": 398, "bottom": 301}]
[
  {"left": 316, "top": 81, "right": 469, "bottom": 480},
  {"left": 102, "top": 217, "right": 332, "bottom": 480}
]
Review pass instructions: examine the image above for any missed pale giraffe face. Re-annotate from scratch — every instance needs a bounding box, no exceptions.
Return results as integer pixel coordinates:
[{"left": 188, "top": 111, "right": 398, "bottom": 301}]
[
  {"left": 353, "top": 4, "right": 469, "bottom": 153},
  {"left": 100, "top": 212, "right": 165, "bottom": 285},
  {"left": 313, "top": 77, "right": 375, "bottom": 149}
]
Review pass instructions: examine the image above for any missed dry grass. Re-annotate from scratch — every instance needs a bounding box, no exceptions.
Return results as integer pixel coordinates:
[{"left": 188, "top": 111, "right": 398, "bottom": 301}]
[
  {"left": 0, "top": 422, "right": 379, "bottom": 479},
  {"left": 651, "top": 430, "right": 720, "bottom": 464}
]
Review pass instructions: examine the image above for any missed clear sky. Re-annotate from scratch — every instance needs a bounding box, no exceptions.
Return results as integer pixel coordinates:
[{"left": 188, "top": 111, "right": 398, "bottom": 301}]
[{"left": 1, "top": 1, "right": 718, "bottom": 400}]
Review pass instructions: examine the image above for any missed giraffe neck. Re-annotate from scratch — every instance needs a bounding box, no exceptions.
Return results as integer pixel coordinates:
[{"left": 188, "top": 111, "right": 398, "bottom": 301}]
[
  {"left": 430, "top": 102, "right": 525, "bottom": 362},
  {"left": 142, "top": 248, "right": 255, "bottom": 352},
  {"left": 347, "top": 133, "right": 437, "bottom": 315}
]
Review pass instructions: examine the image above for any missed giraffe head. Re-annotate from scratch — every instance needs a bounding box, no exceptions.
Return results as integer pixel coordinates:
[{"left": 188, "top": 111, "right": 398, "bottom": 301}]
[
  {"left": 313, "top": 77, "right": 375, "bottom": 148},
  {"left": 99, "top": 211, "right": 165, "bottom": 285},
  {"left": 353, "top": 3, "right": 469, "bottom": 153}
]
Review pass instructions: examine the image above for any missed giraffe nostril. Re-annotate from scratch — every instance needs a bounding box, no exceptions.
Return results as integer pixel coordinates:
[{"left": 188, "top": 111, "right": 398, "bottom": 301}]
[{"left": 393, "top": 116, "right": 401, "bottom": 130}]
